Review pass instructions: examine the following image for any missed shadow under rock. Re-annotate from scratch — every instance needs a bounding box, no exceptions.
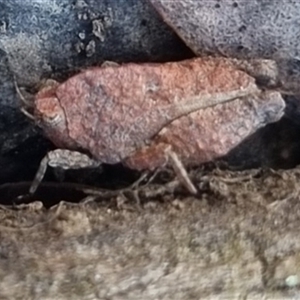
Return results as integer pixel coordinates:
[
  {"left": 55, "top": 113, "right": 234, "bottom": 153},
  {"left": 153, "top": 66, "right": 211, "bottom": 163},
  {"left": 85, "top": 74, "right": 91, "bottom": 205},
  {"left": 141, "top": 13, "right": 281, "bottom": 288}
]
[{"left": 222, "top": 95, "right": 300, "bottom": 170}]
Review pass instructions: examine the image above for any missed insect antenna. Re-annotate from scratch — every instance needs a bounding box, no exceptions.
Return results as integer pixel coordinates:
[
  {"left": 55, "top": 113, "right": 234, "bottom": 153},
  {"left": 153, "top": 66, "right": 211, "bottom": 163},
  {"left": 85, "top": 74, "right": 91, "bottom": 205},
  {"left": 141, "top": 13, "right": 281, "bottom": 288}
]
[
  {"left": 20, "top": 106, "right": 35, "bottom": 120},
  {"left": 14, "top": 76, "right": 35, "bottom": 120}
]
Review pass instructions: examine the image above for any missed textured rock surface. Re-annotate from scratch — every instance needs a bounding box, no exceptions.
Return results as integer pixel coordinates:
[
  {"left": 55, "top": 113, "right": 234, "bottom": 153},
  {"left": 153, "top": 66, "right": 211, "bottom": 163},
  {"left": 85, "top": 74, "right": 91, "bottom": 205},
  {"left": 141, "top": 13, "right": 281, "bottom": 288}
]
[
  {"left": 0, "top": 49, "right": 52, "bottom": 184},
  {"left": 0, "top": 168, "right": 300, "bottom": 298},
  {"left": 149, "top": 0, "right": 300, "bottom": 59},
  {"left": 1, "top": 0, "right": 192, "bottom": 87}
]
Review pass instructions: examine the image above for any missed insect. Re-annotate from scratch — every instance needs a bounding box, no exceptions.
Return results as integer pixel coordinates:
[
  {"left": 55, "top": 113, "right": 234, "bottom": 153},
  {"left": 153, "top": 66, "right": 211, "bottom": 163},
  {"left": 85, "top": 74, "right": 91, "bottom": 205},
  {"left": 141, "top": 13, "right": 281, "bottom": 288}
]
[{"left": 17, "top": 57, "right": 285, "bottom": 195}]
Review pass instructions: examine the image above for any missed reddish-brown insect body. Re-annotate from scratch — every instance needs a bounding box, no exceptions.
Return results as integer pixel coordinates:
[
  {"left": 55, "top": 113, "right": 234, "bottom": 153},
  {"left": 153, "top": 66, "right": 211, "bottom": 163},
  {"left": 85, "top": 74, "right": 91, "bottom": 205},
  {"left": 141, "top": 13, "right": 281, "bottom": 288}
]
[{"left": 34, "top": 57, "right": 285, "bottom": 170}]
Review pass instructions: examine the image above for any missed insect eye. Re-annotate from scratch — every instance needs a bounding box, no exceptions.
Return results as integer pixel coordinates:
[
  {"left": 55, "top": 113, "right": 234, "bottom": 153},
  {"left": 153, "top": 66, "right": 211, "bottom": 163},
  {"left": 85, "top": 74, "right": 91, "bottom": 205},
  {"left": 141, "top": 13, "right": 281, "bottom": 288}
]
[{"left": 45, "top": 114, "right": 61, "bottom": 125}]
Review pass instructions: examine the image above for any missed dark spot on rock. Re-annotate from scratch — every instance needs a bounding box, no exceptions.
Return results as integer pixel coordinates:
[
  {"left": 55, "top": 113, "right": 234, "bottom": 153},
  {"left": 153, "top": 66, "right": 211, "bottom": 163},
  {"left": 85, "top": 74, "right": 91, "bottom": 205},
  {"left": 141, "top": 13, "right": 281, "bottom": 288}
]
[
  {"left": 237, "top": 45, "right": 244, "bottom": 51},
  {"left": 238, "top": 25, "right": 247, "bottom": 32}
]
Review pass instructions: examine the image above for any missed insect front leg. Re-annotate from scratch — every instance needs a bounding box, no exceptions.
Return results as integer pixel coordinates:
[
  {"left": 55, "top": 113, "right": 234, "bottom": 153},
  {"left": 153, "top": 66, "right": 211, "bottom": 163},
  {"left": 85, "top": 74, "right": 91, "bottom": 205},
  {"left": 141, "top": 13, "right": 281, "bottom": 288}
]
[{"left": 29, "top": 149, "right": 101, "bottom": 195}]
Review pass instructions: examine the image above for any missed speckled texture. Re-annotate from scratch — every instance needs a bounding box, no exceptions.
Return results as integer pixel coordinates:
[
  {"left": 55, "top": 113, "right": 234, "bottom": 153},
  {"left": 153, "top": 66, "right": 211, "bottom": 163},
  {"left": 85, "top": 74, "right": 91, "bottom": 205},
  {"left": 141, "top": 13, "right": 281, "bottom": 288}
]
[
  {"left": 0, "top": 0, "right": 192, "bottom": 87},
  {"left": 33, "top": 57, "right": 285, "bottom": 169},
  {"left": 1, "top": 167, "right": 300, "bottom": 298},
  {"left": 126, "top": 91, "right": 284, "bottom": 169},
  {"left": 149, "top": 0, "right": 300, "bottom": 59}
]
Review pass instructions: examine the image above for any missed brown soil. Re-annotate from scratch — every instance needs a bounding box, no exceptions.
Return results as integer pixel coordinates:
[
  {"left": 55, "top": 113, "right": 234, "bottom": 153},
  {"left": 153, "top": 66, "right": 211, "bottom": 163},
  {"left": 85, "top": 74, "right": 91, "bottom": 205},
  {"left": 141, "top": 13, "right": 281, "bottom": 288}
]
[{"left": 0, "top": 167, "right": 300, "bottom": 299}]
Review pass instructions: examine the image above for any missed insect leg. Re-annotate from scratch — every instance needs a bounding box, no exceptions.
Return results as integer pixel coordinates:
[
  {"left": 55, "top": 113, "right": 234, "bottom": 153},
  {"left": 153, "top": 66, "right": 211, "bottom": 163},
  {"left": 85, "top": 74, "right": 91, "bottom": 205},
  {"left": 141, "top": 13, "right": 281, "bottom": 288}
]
[
  {"left": 29, "top": 155, "right": 49, "bottom": 195},
  {"left": 29, "top": 149, "right": 101, "bottom": 195},
  {"left": 164, "top": 147, "right": 197, "bottom": 195}
]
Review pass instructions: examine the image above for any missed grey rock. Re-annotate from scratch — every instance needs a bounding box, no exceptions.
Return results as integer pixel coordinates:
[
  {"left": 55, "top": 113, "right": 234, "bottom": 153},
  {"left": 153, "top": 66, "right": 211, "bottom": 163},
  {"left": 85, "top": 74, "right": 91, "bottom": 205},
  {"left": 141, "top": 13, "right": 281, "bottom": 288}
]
[
  {"left": 149, "top": 0, "right": 300, "bottom": 59},
  {"left": 1, "top": 0, "right": 192, "bottom": 86}
]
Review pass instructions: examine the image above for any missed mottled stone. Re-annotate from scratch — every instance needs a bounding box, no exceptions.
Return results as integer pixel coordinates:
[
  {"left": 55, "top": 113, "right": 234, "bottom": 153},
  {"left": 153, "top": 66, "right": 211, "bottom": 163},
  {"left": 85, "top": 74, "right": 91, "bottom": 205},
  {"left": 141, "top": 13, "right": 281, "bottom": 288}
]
[{"left": 149, "top": 0, "right": 300, "bottom": 59}]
